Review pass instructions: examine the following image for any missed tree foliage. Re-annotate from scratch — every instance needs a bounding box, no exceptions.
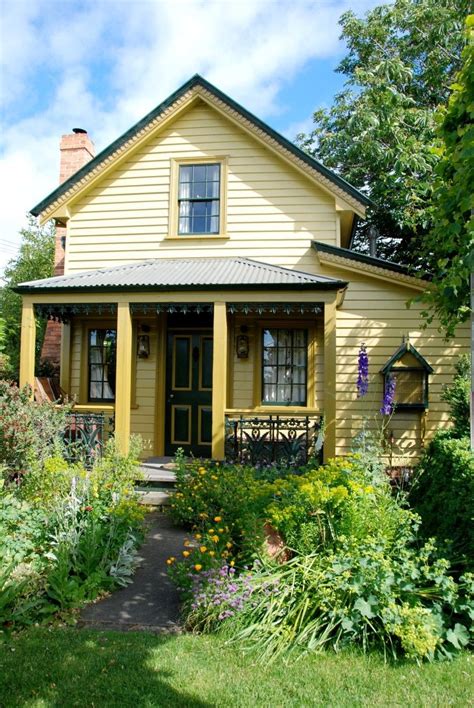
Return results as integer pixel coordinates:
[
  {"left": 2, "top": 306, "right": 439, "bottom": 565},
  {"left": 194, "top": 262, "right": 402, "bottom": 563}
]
[
  {"left": 297, "top": 0, "right": 469, "bottom": 265},
  {"left": 0, "top": 215, "right": 55, "bottom": 379},
  {"left": 415, "top": 16, "right": 473, "bottom": 336}
]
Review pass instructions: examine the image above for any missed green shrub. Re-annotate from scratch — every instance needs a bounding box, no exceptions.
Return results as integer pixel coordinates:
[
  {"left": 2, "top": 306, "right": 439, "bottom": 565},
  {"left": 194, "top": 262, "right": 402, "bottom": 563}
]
[
  {"left": 169, "top": 456, "right": 273, "bottom": 564},
  {"left": 0, "top": 440, "right": 146, "bottom": 628},
  {"left": 409, "top": 432, "right": 474, "bottom": 569},
  {"left": 266, "top": 456, "right": 411, "bottom": 555},
  {"left": 442, "top": 354, "right": 471, "bottom": 437},
  {"left": 226, "top": 537, "right": 473, "bottom": 662},
  {"left": 0, "top": 381, "right": 68, "bottom": 481}
]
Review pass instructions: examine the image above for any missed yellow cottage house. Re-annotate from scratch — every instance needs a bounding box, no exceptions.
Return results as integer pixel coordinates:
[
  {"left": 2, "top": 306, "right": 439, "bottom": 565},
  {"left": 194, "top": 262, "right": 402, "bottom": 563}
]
[{"left": 16, "top": 76, "right": 468, "bottom": 466}]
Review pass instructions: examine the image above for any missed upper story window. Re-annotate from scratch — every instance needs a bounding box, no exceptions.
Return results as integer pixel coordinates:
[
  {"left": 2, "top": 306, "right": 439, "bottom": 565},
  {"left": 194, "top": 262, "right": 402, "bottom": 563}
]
[
  {"left": 262, "top": 328, "right": 308, "bottom": 405},
  {"left": 178, "top": 163, "right": 220, "bottom": 235},
  {"left": 88, "top": 329, "right": 116, "bottom": 402}
]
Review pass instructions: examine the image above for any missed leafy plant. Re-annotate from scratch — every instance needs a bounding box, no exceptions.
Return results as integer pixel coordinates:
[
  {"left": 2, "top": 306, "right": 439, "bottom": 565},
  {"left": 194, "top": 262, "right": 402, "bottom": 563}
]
[
  {"left": 0, "top": 381, "right": 68, "bottom": 481},
  {"left": 441, "top": 354, "right": 471, "bottom": 437},
  {"left": 0, "top": 215, "right": 55, "bottom": 379},
  {"left": 226, "top": 538, "right": 473, "bottom": 662},
  {"left": 169, "top": 458, "right": 273, "bottom": 563},
  {"left": 297, "top": 0, "right": 469, "bottom": 268},
  {"left": 409, "top": 432, "right": 474, "bottom": 569}
]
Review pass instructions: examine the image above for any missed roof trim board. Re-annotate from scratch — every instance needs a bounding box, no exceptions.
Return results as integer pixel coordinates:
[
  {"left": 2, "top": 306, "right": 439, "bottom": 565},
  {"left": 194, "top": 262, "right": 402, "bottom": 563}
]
[{"left": 30, "top": 75, "right": 372, "bottom": 220}]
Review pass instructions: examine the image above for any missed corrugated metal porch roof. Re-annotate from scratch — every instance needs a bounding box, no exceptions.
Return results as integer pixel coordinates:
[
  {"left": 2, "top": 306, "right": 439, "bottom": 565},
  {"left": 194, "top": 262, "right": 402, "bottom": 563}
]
[{"left": 15, "top": 257, "right": 347, "bottom": 293}]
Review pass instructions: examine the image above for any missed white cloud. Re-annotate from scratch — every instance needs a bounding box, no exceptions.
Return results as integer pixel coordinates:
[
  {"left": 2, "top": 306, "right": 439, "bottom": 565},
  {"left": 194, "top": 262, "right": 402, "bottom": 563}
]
[{"left": 0, "top": 0, "right": 378, "bottom": 274}]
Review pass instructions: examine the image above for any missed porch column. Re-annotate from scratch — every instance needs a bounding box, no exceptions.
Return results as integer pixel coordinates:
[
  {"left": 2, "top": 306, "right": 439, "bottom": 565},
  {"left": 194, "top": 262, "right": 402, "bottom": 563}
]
[
  {"left": 59, "top": 323, "right": 71, "bottom": 394},
  {"left": 323, "top": 298, "right": 337, "bottom": 462},
  {"left": 19, "top": 298, "right": 36, "bottom": 395},
  {"left": 115, "top": 302, "right": 133, "bottom": 455},
  {"left": 212, "top": 301, "right": 228, "bottom": 460}
]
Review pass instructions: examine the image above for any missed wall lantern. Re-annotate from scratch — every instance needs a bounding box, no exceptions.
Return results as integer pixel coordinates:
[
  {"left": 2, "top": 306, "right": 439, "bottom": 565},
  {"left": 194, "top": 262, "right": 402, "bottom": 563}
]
[
  {"left": 380, "top": 339, "right": 433, "bottom": 410},
  {"left": 236, "top": 327, "right": 250, "bottom": 359},
  {"left": 137, "top": 325, "right": 150, "bottom": 359}
]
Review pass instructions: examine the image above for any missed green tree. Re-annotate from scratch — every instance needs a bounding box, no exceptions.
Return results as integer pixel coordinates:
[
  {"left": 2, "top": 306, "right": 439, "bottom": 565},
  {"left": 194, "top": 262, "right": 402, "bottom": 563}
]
[
  {"left": 0, "top": 215, "right": 55, "bottom": 379},
  {"left": 415, "top": 16, "right": 473, "bottom": 336},
  {"left": 297, "top": 0, "right": 469, "bottom": 265}
]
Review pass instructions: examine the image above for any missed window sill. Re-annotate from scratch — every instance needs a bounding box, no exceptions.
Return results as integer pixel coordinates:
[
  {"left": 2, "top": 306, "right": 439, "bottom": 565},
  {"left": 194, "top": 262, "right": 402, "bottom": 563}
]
[{"left": 165, "top": 234, "right": 229, "bottom": 241}]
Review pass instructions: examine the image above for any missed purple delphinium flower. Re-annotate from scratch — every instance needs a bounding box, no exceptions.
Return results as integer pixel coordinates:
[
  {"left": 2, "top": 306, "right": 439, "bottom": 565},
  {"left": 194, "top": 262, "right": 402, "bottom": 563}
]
[
  {"left": 380, "top": 376, "right": 396, "bottom": 415},
  {"left": 357, "top": 343, "right": 369, "bottom": 398}
]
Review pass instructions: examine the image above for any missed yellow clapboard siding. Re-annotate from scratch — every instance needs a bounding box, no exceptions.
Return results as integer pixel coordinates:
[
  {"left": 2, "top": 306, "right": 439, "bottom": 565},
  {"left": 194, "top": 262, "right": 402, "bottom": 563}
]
[
  {"left": 59, "top": 100, "right": 470, "bottom": 459},
  {"left": 65, "top": 102, "right": 336, "bottom": 274}
]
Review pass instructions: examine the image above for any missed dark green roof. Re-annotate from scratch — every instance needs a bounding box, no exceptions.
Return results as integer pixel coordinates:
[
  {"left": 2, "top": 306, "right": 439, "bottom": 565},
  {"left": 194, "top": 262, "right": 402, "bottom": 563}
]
[
  {"left": 380, "top": 341, "right": 433, "bottom": 374},
  {"left": 312, "top": 241, "right": 428, "bottom": 280},
  {"left": 31, "top": 74, "right": 372, "bottom": 217}
]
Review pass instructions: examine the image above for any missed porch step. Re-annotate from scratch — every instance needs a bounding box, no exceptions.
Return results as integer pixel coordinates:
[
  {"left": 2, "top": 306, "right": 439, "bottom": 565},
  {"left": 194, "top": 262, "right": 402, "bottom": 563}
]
[
  {"left": 140, "top": 467, "right": 177, "bottom": 483},
  {"left": 138, "top": 457, "right": 178, "bottom": 484},
  {"left": 136, "top": 490, "right": 171, "bottom": 506}
]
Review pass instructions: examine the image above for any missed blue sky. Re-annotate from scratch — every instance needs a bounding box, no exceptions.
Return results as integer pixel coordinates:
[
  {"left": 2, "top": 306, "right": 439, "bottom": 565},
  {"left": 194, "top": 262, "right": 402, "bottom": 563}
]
[{"left": 0, "top": 0, "right": 379, "bottom": 274}]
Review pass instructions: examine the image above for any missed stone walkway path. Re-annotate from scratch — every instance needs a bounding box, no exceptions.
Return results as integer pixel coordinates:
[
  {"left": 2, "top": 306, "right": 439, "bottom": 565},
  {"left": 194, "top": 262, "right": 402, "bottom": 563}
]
[{"left": 79, "top": 512, "right": 186, "bottom": 632}]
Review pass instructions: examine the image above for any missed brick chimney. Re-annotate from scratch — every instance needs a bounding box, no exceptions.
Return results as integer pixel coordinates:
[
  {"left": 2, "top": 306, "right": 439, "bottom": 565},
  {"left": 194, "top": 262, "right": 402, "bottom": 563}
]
[{"left": 40, "top": 129, "right": 95, "bottom": 371}]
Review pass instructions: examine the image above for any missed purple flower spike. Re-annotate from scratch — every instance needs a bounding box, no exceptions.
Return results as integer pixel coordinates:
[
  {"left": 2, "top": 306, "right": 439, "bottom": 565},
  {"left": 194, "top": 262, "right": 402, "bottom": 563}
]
[
  {"left": 357, "top": 343, "right": 369, "bottom": 398},
  {"left": 380, "top": 376, "right": 396, "bottom": 415}
]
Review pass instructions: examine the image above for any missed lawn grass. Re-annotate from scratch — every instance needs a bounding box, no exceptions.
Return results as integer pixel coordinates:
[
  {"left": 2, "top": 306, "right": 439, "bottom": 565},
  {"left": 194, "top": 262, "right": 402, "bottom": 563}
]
[{"left": 0, "top": 628, "right": 472, "bottom": 707}]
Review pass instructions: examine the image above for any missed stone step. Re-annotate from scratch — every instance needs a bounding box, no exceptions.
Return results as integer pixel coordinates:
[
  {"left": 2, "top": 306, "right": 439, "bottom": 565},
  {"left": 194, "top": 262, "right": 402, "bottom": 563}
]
[
  {"left": 139, "top": 466, "right": 177, "bottom": 483},
  {"left": 136, "top": 490, "right": 171, "bottom": 506}
]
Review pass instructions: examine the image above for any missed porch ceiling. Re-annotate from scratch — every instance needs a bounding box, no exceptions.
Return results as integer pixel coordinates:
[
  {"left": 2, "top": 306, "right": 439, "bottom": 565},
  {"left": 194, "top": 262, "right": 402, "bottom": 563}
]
[{"left": 15, "top": 257, "right": 347, "bottom": 294}]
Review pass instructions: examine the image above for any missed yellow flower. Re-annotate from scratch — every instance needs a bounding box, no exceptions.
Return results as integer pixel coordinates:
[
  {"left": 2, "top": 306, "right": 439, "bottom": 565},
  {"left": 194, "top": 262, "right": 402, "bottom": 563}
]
[
  {"left": 214, "top": 516, "right": 222, "bottom": 523},
  {"left": 195, "top": 533, "right": 202, "bottom": 540},
  {"left": 230, "top": 560, "right": 235, "bottom": 567},
  {"left": 211, "top": 475, "right": 218, "bottom": 480},
  {"left": 199, "top": 546, "right": 207, "bottom": 553},
  {"left": 199, "top": 470, "right": 206, "bottom": 476},
  {"left": 182, "top": 551, "right": 190, "bottom": 557},
  {"left": 209, "top": 528, "right": 215, "bottom": 533},
  {"left": 211, "top": 535, "right": 219, "bottom": 543},
  {"left": 166, "top": 557, "right": 175, "bottom": 565},
  {"left": 226, "top": 542, "right": 232, "bottom": 549},
  {"left": 194, "top": 564, "right": 202, "bottom": 571},
  {"left": 199, "top": 513, "right": 208, "bottom": 519},
  {"left": 209, "top": 551, "right": 215, "bottom": 557},
  {"left": 183, "top": 540, "right": 190, "bottom": 547}
]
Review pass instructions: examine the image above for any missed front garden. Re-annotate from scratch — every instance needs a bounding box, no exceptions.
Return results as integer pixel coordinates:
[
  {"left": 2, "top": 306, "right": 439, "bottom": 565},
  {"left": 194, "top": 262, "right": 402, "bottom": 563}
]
[
  {"left": 0, "top": 381, "right": 145, "bottom": 627},
  {"left": 0, "top": 355, "right": 473, "bottom": 703}
]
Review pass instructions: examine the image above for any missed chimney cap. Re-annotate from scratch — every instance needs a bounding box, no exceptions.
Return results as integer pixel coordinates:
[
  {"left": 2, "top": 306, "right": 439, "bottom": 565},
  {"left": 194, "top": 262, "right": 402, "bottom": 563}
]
[{"left": 72, "top": 128, "right": 87, "bottom": 134}]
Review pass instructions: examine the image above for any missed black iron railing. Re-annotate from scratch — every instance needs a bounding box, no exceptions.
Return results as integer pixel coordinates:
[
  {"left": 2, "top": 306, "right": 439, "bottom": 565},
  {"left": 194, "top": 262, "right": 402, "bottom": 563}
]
[
  {"left": 63, "top": 412, "right": 115, "bottom": 467},
  {"left": 225, "top": 415, "right": 323, "bottom": 467}
]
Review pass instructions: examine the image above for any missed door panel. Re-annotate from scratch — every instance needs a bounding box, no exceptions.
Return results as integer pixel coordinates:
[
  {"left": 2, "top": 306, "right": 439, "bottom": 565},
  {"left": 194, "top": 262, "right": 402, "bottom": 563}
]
[{"left": 165, "top": 330, "right": 213, "bottom": 457}]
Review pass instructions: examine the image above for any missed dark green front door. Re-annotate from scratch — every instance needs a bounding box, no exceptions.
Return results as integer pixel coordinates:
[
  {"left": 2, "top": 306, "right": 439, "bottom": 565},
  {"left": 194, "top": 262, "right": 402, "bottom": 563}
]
[{"left": 165, "top": 330, "right": 213, "bottom": 457}]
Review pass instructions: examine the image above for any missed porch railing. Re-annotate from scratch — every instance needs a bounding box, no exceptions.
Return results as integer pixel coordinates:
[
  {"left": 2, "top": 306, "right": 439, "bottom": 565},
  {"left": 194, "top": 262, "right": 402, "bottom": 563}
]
[
  {"left": 63, "top": 410, "right": 115, "bottom": 467},
  {"left": 225, "top": 414, "right": 324, "bottom": 467}
]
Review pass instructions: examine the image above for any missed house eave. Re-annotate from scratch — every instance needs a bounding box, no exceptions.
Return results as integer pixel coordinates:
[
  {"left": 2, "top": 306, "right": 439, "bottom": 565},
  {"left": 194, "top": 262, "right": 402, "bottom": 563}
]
[{"left": 312, "top": 242, "right": 428, "bottom": 291}]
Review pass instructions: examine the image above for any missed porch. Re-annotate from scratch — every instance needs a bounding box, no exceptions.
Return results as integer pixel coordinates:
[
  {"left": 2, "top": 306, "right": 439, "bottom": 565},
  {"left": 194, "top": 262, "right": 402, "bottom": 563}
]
[{"left": 17, "top": 257, "right": 346, "bottom": 463}]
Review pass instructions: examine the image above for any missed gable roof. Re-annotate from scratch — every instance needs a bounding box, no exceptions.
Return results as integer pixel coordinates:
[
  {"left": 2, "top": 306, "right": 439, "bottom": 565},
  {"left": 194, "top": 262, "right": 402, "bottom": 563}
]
[
  {"left": 380, "top": 341, "right": 434, "bottom": 374},
  {"left": 15, "top": 256, "right": 348, "bottom": 294},
  {"left": 30, "top": 74, "right": 372, "bottom": 219}
]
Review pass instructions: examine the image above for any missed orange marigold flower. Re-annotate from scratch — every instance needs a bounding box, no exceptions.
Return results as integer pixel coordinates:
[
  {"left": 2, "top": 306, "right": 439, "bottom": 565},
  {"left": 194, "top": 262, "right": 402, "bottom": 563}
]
[
  {"left": 182, "top": 551, "right": 190, "bottom": 557},
  {"left": 194, "top": 564, "right": 202, "bottom": 571},
  {"left": 214, "top": 516, "right": 222, "bottom": 523}
]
